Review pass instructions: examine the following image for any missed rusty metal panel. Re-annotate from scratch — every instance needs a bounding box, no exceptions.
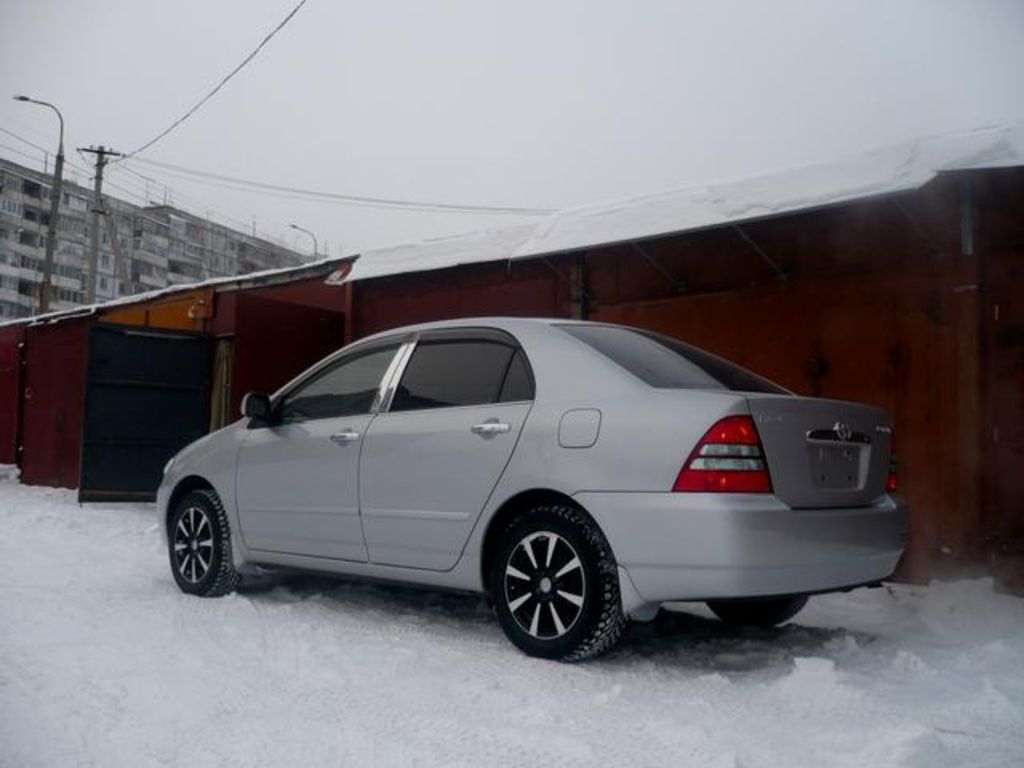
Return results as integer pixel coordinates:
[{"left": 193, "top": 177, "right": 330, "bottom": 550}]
[
  {"left": 230, "top": 294, "right": 344, "bottom": 418},
  {"left": 21, "top": 320, "right": 90, "bottom": 489},
  {"left": 353, "top": 259, "right": 569, "bottom": 339},
  {"left": 0, "top": 325, "right": 25, "bottom": 465},
  {"left": 210, "top": 291, "right": 238, "bottom": 336},
  {"left": 592, "top": 266, "right": 970, "bottom": 584}
]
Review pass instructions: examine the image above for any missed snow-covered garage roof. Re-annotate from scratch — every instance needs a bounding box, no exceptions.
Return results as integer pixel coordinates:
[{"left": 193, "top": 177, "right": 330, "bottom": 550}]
[
  {"left": 346, "top": 121, "right": 1024, "bottom": 283},
  {"left": 0, "top": 258, "right": 355, "bottom": 329}
]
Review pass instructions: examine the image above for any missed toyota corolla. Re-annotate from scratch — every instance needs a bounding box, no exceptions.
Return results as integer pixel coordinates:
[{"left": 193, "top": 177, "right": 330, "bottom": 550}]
[{"left": 158, "top": 318, "right": 907, "bottom": 660}]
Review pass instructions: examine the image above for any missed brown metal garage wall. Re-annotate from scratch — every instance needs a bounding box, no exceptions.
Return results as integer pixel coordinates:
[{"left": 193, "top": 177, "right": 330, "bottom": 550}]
[
  {"left": 593, "top": 264, "right": 976, "bottom": 583},
  {"left": 230, "top": 293, "right": 345, "bottom": 418},
  {"left": 976, "top": 168, "right": 1024, "bottom": 591},
  {"left": 352, "top": 259, "right": 572, "bottom": 340},
  {"left": 586, "top": 175, "right": 986, "bottom": 583},
  {"left": 0, "top": 325, "right": 25, "bottom": 465},
  {"left": 21, "top": 319, "right": 90, "bottom": 489}
]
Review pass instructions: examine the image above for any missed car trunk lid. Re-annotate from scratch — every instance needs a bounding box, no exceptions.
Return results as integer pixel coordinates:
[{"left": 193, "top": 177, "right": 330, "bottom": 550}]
[{"left": 746, "top": 395, "right": 893, "bottom": 509}]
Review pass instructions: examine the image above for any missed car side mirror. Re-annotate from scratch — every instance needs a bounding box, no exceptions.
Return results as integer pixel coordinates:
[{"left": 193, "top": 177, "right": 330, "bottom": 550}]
[{"left": 241, "top": 392, "right": 273, "bottom": 424}]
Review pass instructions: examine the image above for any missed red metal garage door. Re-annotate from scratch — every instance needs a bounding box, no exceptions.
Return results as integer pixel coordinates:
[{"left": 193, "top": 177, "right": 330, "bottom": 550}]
[
  {"left": 21, "top": 320, "right": 89, "bottom": 489},
  {"left": 0, "top": 325, "right": 25, "bottom": 465}
]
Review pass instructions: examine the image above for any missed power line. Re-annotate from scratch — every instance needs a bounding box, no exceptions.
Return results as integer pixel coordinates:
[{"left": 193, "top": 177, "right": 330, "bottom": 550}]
[
  {"left": 0, "top": 126, "right": 49, "bottom": 154},
  {"left": 0, "top": 139, "right": 184, "bottom": 217},
  {"left": 114, "top": 164, "right": 249, "bottom": 228},
  {"left": 120, "top": 0, "right": 310, "bottom": 161},
  {"left": 0, "top": 143, "right": 46, "bottom": 165},
  {"left": 2, "top": 150, "right": 301, "bottom": 273},
  {"left": 110, "top": 164, "right": 292, "bottom": 245},
  {"left": 1, "top": 144, "right": 291, "bottom": 255},
  {"left": 1, "top": 125, "right": 96, "bottom": 181},
  {"left": 126, "top": 156, "right": 556, "bottom": 215}
]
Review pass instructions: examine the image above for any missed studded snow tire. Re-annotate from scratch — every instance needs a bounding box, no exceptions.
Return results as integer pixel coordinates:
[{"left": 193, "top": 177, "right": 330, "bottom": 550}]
[
  {"left": 491, "top": 504, "right": 626, "bottom": 661},
  {"left": 168, "top": 489, "right": 240, "bottom": 598}
]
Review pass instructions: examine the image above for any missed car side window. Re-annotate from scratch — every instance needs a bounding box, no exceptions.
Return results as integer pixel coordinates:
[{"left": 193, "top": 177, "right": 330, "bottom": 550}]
[
  {"left": 390, "top": 340, "right": 532, "bottom": 412},
  {"left": 278, "top": 344, "right": 400, "bottom": 422}
]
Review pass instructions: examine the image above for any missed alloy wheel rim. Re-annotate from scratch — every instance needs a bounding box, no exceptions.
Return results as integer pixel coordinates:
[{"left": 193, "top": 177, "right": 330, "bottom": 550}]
[
  {"left": 504, "top": 531, "right": 586, "bottom": 640},
  {"left": 173, "top": 506, "right": 215, "bottom": 584}
]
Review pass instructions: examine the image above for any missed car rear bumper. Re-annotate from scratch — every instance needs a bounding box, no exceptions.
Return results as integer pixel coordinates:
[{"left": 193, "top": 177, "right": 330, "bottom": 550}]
[{"left": 574, "top": 491, "right": 908, "bottom": 604}]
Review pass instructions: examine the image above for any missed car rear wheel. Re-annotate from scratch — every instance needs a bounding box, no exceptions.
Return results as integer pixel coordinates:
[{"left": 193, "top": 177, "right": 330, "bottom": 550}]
[
  {"left": 706, "top": 594, "right": 809, "bottom": 628},
  {"left": 168, "top": 489, "right": 239, "bottom": 597},
  {"left": 492, "top": 504, "right": 625, "bottom": 661}
]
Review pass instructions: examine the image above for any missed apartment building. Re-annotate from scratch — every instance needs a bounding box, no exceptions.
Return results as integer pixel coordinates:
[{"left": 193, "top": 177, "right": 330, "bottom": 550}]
[{"left": 0, "top": 157, "right": 305, "bottom": 319}]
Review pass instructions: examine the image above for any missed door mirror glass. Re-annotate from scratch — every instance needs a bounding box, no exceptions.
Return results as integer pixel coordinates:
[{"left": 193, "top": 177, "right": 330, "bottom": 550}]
[{"left": 242, "top": 392, "right": 272, "bottom": 421}]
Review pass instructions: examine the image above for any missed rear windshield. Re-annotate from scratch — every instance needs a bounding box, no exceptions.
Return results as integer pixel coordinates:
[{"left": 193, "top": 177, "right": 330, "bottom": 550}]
[{"left": 559, "top": 324, "right": 789, "bottom": 394}]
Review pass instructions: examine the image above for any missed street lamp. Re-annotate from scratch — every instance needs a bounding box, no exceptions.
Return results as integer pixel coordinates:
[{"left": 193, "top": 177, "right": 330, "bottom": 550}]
[
  {"left": 13, "top": 94, "right": 65, "bottom": 314},
  {"left": 289, "top": 223, "right": 318, "bottom": 261}
]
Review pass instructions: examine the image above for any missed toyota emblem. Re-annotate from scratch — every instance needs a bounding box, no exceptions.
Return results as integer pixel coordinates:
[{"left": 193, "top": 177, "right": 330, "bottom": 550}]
[{"left": 833, "top": 421, "right": 852, "bottom": 442}]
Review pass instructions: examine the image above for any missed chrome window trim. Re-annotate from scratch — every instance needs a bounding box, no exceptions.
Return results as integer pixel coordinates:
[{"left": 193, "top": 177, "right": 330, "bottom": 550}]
[{"left": 375, "top": 336, "right": 418, "bottom": 415}]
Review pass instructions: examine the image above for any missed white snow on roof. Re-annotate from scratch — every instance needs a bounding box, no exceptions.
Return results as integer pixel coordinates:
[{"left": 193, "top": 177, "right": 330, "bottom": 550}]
[
  {"left": 346, "top": 222, "right": 537, "bottom": 282},
  {"left": 347, "top": 121, "right": 1024, "bottom": 282}
]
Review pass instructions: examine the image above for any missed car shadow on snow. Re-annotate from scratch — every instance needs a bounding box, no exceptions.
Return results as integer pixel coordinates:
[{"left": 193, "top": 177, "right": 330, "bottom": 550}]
[
  {"left": 608, "top": 607, "right": 874, "bottom": 672},
  {"left": 240, "top": 574, "right": 496, "bottom": 625},
  {"left": 239, "top": 575, "right": 875, "bottom": 671}
]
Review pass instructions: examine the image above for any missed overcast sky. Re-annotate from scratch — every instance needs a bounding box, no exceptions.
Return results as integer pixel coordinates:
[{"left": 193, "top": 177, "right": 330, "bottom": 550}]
[{"left": 2, "top": 0, "right": 1022, "bottom": 258}]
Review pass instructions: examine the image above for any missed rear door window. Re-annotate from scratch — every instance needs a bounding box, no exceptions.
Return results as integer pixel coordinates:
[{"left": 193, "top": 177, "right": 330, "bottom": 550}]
[
  {"left": 498, "top": 349, "right": 533, "bottom": 402},
  {"left": 391, "top": 339, "right": 534, "bottom": 412},
  {"left": 559, "top": 324, "right": 788, "bottom": 394}
]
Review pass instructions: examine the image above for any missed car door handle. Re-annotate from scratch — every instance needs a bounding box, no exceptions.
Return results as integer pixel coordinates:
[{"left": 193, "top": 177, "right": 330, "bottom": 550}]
[
  {"left": 329, "top": 429, "right": 361, "bottom": 444},
  {"left": 471, "top": 421, "right": 511, "bottom": 436}
]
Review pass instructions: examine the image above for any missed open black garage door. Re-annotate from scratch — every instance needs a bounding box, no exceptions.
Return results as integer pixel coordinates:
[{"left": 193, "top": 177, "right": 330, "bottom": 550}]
[{"left": 79, "top": 324, "right": 210, "bottom": 502}]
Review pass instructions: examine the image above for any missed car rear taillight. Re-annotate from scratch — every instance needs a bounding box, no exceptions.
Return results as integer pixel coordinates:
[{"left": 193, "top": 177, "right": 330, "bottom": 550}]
[
  {"left": 886, "top": 430, "right": 898, "bottom": 493},
  {"left": 674, "top": 415, "right": 772, "bottom": 493}
]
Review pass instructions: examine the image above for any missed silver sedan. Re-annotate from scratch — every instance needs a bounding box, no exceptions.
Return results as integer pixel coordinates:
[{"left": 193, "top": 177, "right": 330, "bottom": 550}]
[{"left": 158, "top": 318, "right": 907, "bottom": 660}]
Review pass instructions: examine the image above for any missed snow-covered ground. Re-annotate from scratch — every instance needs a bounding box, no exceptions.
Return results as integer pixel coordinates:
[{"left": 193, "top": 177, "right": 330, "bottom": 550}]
[{"left": 1, "top": 473, "right": 1022, "bottom": 768}]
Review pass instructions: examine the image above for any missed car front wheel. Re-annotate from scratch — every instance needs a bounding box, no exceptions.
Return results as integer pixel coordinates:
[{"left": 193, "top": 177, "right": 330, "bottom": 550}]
[
  {"left": 492, "top": 504, "right": 625, "bottom": 661},
  {"left": 706, "top": 594, "right": 809, "bottom": 628},
  {"left": 168, "top": 489, "right": 240, "bottom": 597}
]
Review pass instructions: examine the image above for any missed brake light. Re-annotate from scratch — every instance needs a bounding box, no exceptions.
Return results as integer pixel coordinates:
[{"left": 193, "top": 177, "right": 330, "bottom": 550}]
[
  {"left": 886, "top": 429, "right": 898, "bottom": 493},
  {"left": 674, "top": 415, "right": 772, "bottom": 493}
]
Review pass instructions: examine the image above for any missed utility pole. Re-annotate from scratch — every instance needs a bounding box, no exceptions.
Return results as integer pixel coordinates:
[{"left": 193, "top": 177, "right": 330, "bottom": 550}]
[{"left": 79, "top": 146, "right": 122, "bottom": 303}]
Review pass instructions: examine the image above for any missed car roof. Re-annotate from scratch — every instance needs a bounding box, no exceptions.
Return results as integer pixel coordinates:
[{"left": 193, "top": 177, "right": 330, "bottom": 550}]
[{"left": 355, "top": 316, "right": 591, "bottom": 344}]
